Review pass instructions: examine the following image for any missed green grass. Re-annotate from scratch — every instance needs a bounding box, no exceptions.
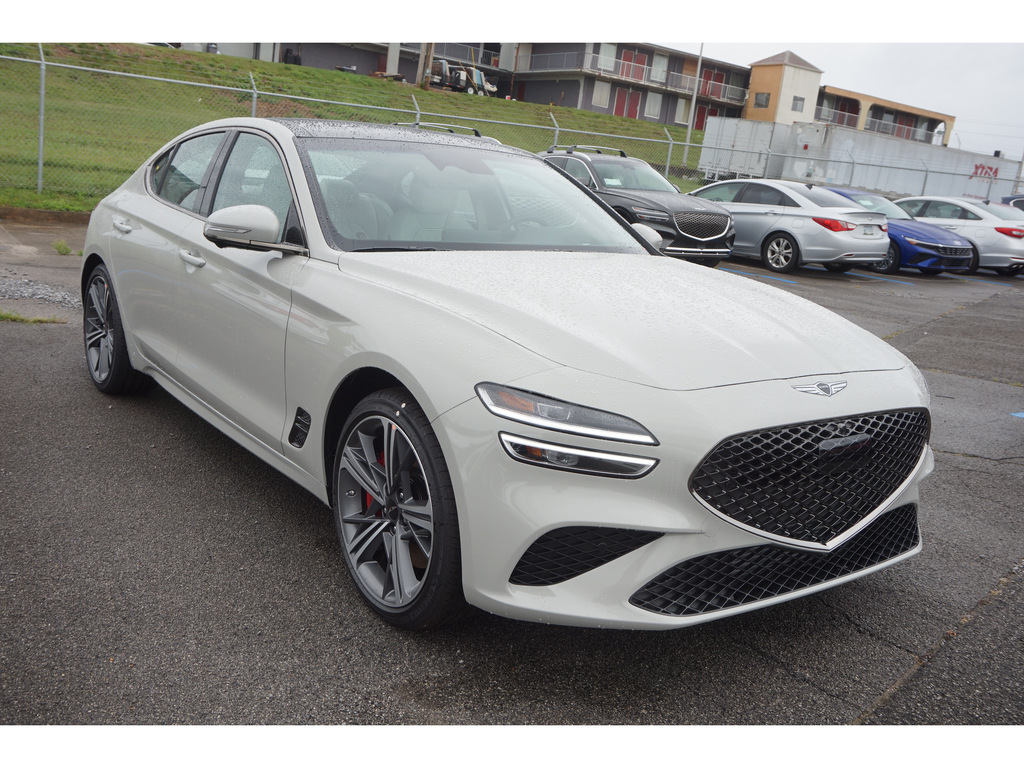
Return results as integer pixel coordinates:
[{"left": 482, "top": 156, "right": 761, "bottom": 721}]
[
  {"left": 0, "top": 43, "right": 706, "bottom": 212},
  {"left": 0, "top": 306, "right": 66, "bottom": 324}
]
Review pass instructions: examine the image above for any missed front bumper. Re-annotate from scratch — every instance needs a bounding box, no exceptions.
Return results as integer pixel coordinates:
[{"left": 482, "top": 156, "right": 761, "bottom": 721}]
[{"left": 434, "top": 367, "right": 932, "bottom": 629}]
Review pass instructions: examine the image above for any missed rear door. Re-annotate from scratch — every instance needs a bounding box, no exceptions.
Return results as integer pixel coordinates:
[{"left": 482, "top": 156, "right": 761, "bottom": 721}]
[
  {"left": 110, "top": 130, "right": 227, "bottom": 372},
  {"left": 732, "top": 182, "right": 791, "bottom": 255}
]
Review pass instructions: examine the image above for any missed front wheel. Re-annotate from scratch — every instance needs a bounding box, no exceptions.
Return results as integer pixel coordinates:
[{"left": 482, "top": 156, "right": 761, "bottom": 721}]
[
  {"left": 761, "top": 233, "right": 799, "bottom": 273},
  {"left": 332, "top": 389, "right": 465, "bottom": 630},
  {"left": 873, "top": 241, "right": 902, "bottom": 274},
  {"left": 83, "top": 264, "right": 152, "bottom": 395}
]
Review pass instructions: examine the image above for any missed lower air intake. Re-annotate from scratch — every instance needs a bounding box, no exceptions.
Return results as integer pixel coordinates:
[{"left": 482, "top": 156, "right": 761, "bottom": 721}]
[
  {"left": 510, "top": 526, "right": 663, "bottom": 586},
  {"left": 629, "top": 504, "right": 919, "bottom": 617}
]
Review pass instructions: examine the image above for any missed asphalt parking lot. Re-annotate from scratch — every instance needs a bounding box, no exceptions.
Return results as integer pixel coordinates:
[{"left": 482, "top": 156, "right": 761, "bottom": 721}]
[{"left": 2, "top": 212, "right": 1023, "bottom": 727}]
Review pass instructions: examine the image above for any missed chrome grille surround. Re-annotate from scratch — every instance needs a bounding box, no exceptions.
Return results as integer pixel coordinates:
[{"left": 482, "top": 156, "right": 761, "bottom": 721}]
[
  {"left": 672, "top": 211, "right": 731, "bottom": 240},
  {"left": 689, "top": 409, "right": 930, "bottom": 550}
]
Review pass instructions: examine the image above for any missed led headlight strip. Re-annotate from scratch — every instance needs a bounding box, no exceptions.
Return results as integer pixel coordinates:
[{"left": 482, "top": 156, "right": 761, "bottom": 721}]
[
  {"left": 475, "top": 382, "right": 658, "bottom": 445},
  {"left": 499, "top": 433, "right": 658, "bottom": 478}
]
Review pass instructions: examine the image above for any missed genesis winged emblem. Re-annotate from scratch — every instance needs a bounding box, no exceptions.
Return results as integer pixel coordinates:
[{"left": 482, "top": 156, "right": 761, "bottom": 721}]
[{"left": 792, "top": 381, "right": 848, "bottom": 397}]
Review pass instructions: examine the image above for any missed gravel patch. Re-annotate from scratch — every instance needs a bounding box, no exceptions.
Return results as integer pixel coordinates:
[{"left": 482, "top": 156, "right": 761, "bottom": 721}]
[{"left": 0, "top": 277, "right": 81, "bottom": 309}]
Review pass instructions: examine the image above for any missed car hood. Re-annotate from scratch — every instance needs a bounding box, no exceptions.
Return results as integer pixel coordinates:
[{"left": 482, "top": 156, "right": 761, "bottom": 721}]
[
  {"left": 338, "top": 250, "right": 906, "bottom": 390},
  {"left": 890, "top": 218, "right": 971, "bottom": 246},
  {"left": 603, "top": 189, "right": 729, "bottom": 216}
]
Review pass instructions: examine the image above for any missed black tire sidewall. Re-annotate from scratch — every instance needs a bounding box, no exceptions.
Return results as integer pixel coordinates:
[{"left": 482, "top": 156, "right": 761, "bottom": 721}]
[{"left": 84, "top": 265, "right": 149, "bottom": 395}]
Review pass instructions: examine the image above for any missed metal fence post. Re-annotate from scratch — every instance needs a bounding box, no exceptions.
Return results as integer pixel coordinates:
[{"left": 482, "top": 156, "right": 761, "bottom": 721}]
[
  {"left": 549, "top": 113, "right": 559, "bottom": 148},
  {"left": 249, "top": 72, "right": 258, "bottom": 117},
  {"left": 663, "top": 128, "right": 673, "bottom": 177},
  {"left": 411, "top": 94, "right": 421, "bottom": 123},
  {"left": 37, "top": 44, "right": 45, "bottom": 194}
]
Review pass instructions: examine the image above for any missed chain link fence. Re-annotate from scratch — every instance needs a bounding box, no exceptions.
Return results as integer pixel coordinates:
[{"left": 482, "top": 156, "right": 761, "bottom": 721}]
[
  {"left": 4, "top": 47, "right": 1020, "bottom": 208},
  {"left": 1, "top": 50, "right": 710, "bottom": 205}
]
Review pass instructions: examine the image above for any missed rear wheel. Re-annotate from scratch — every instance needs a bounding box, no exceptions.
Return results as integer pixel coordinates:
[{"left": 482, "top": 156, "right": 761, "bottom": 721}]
[
  {"left": 761, "top": 233, "right": 799, "bottom": 273},
  {"left": 83, "top": 264, "right": 152, "bottom": 395},
  {"left": 873, "top": 241, "right": 902, "bottom": 274},
  {"left": 332, "top": 388, "right": 465, "bottom": 630}
]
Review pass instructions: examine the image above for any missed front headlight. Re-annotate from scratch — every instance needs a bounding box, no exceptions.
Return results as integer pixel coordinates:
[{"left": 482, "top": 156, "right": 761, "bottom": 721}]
[
  {"left": 629, "top": 206, "right": 671, "bottom": 223},
  {"left": 475, "top": 382, "right": 658, "bottom": 445},
  {"left": 499, "top": 433, "right": 658, "bottom": 478}
]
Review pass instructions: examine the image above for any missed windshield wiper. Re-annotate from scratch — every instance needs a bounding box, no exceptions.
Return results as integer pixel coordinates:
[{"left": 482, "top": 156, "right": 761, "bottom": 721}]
[{"left": 350, "top": 246, "right": 441, "bottom": 252}]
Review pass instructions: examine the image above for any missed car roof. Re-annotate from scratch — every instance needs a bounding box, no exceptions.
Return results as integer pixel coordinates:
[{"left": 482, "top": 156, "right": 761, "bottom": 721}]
[{"left": 181, "top": 116, "right": 529, "bottom": 156}]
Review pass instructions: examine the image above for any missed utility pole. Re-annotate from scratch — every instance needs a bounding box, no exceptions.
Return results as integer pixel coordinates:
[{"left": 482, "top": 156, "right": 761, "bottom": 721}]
[{"left": 417, "top": 43, "right": 435, "bottom": 90}]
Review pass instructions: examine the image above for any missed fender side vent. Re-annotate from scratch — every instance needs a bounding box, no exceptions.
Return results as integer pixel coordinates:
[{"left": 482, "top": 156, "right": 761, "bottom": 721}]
[{"left": 288, "top": 408, "right": 312, "bottom": 448}]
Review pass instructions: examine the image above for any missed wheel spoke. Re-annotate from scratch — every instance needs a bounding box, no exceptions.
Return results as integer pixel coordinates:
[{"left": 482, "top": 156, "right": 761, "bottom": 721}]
[
  {"left": 342, "top": 443, "right": 386, "bottom": 506},
  {"left": 346, "top": 518, "right": 390, "bottom": 563}
]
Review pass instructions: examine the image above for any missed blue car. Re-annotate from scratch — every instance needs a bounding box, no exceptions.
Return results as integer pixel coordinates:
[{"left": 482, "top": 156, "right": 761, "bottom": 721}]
[
  {"left": 827, "top": 187, "right": 973, "bottom": 274},
  {"left": 1001, "top": 194, "right": 1024, "bottom": 212}
]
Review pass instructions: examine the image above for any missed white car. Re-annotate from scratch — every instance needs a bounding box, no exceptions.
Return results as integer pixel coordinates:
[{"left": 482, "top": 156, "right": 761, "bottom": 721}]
[
  {"left": 82, "top": 118, "right": 934, "bottom": 630},
  {"left": 895, "top": 196, "right": 1024, "bottom": 276},
  {"left": 691, "top": 179, "right": 889, "bottom": 273}
]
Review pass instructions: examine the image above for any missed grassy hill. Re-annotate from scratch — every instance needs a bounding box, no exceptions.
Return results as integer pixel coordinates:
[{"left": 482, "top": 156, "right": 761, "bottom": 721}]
[{"left": 0, "top": 43, "right": 706, "bottom": 212}]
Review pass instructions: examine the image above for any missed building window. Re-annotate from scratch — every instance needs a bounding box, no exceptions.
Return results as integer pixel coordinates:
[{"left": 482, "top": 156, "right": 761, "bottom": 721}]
[
  {"left": 674, "top": 97, "right": 691, "bottom": 124},
  {"left": 645, "top": 91, "right": 662, "bottom": 119},
  {"left": 792, "top": 96, "right": 805, "bottom": 112},
  {"left": 597, "top": 43, "right": 616, "bottom": 72},
  {"left": 754, "top": 92, "right": 770, "bottom": 109},
  {"left": 593, "top": 80, "right": 610, "bottom": 109},
  {"left": 651, "top": 53, "right": 668, "bottom": 83}
]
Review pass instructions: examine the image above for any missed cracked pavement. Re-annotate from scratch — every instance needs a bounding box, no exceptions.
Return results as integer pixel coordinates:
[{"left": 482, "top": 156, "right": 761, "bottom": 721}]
[{"left": 1, "top": 213, "right": 1022, "bottom": 726}]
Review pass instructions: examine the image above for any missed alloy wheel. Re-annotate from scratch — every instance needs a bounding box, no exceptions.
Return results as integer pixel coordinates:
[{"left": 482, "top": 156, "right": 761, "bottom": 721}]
[
  {"left": 337, "top": 415, "right": 434, "bottom": 610},
  {"left": 84, "top": 273, "right": 113, "bottom": 384}
]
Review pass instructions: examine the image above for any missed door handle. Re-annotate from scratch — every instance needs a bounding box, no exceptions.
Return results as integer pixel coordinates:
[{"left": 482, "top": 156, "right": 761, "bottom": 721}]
[
  {"left": 178, "top": 249, "right": 206, "bottom": 268},
  {"left": 112, "top": 217, "right": 133, "bottom": 234}
]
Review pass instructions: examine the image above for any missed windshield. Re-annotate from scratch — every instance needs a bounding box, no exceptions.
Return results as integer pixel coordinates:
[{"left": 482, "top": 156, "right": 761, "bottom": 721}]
[
  {"left": 982, "top": 202, "right": 1024, "bottom": 221},
  {"left": 296, "top": 138, "right": 648, "bottom": 254},
  {"left": 591, "top": 158, "right": 677, "bottom": 193},
  {"left": 836, "top": 191, "right": 912, "bottom": 220}
]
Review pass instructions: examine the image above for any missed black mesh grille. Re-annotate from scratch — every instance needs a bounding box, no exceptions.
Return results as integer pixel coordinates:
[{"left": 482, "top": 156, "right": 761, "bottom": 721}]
[
  {"left": 936, "top": 246, "right": 973, "bottom": 258},
  {"left": 672, "top": 211, "right": 730, "bottom": 240},
  {"left": 690, "top": 409, "right": 929, "bottom": 545},
  {"left": 629, "top": 504, "right": 919, "bottom": 617},
  {"left": 510, "top": 527, "right": 663, "bottom": 586}
]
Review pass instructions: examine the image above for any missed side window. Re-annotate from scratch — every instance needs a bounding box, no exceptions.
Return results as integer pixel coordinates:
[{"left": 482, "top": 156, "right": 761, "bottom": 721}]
[
  {"left": 927, "top": 201, "right": 965, "bottom": 219},
  {"left": 897, "top": 199, "right": 926, "bottom": 217},
  {"left": 737, "top": 184, "right": 789, "bottom": 206},
  {"left": 544, "top": 157, "right": 567, "bottom": 170},
  {"left": 152, "top": 132, "right": 224, "bottom": 211},
  {"left": 562, "top": 157, "right": 595, "bottom": 188},
  {"left": 694, "top": 182, "right": 745, "bottom": 203},
  {"left": 211, "top": 133, "right": 295, "bottom": 242}
]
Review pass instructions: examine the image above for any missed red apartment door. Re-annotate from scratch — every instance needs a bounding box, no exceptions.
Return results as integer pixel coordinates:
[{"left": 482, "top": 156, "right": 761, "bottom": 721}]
[
  {"left": 614, "top": 88, "right": 641, "bottom": 118},
  {"left": 619, "top": 51, "right": 648, "bottom": 81},
  {"left": 695, "top": 104, "right": 719, "bottom": 131}
]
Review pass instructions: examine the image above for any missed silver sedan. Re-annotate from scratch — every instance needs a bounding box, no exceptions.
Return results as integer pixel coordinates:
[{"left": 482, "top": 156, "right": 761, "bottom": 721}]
[
  {"left": 895, "top": 195, "right": 1024, "bottom": 276},
  {"left": 691, "top": 179, "right": 889, "bottom": 273}
]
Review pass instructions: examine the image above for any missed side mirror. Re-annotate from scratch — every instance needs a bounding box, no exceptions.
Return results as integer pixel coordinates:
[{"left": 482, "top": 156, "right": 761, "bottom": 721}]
[
  {"left": 204, "top": 205, "right": 305, "bottom": 255},
  {"left": 631, "top": 222, "right": 663, "bottom": 251}
]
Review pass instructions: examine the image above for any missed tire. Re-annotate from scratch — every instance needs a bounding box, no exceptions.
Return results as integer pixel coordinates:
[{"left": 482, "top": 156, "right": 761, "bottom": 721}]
[
  {"left": 83, "top": 264, "right": 152, "bottom": 395},
  {"left": 823, "top": 263, "right": 853, "bottom": 273},
  {"left": 761, "top": 233, "right": 799, "bottom": 273},
  {"left": 466, "top": 86, "right": 476, "bottom": 95},
  {"left": 332, "top": 388, "right": 465, "bottom": 630},
  {"left": 965, "top": 247, "right": 980, "bottom": 275},
  {"left": 873, "top": 240, "right": 902, "bottom": 274},
  {"left": 993, "top": 265, "right": 1023, "bottom": 276}
]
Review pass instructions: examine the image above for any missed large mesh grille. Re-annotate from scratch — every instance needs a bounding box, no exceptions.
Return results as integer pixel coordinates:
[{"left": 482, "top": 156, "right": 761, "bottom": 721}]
[
  {"left": 509, "top": 527, "right": 663, "bottom": 586},
  {"left": 936, "top": 246, "right": 973, "bottom": 258},
  {"left": 672, "top": 211, "right": 730, "bottom": 240},
  {"left": 690, "top": 409, "right": 929, "bottom": 545},
  {"left": 629, "top": 504, "right": 919, "bottom": 617}
]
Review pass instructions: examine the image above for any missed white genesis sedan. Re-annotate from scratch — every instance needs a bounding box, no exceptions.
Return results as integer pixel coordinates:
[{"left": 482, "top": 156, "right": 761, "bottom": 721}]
[{"left": 82, "top": 118, "right": 934, "bottom": 630}]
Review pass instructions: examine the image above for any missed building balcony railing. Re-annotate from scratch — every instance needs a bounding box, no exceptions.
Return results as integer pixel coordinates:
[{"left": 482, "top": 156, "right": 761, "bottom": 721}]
[
  {"left": 404, "top": 42, "right": 501, "bottom": 68},
  {"left": 522, "top": 50, "right": 748, "bottom": 105},
  {"left": 815, "top": 105, "right": 859, "bottom": 128},
  {"left": 863, "top": 116, "right": 940, "bottom": 144}
]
